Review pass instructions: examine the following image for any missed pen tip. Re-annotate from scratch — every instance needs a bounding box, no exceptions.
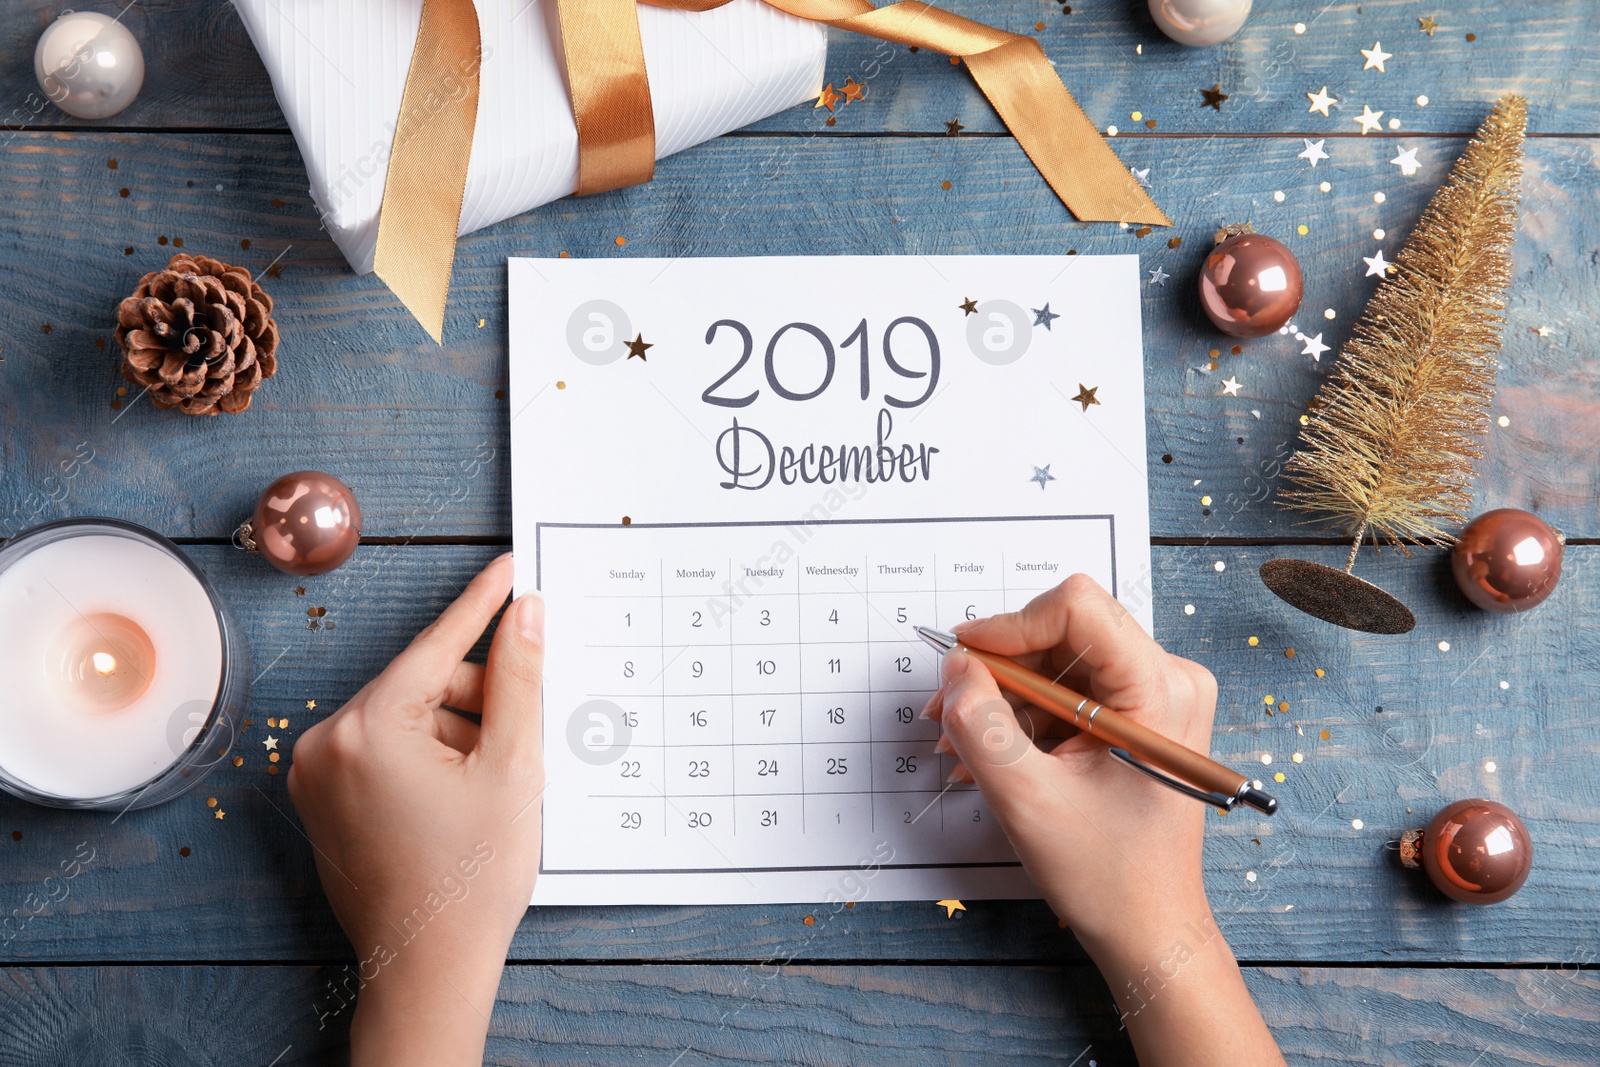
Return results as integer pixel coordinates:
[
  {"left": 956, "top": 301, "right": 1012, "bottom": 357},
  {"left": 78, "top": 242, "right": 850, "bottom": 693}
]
[{"left": 915, "top": 626, "right": 958, "bottom": 652}]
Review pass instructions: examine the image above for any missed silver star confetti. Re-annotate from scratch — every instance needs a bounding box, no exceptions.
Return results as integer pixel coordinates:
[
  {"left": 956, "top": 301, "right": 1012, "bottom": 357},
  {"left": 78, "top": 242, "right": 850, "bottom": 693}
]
[{"left": 1298, "top": 138, "right": 1329, "bottom": 167}]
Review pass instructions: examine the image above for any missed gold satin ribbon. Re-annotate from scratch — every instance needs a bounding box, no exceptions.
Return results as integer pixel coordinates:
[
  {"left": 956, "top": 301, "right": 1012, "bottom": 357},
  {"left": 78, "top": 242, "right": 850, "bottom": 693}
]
[{"left": 377, "top": 0, "right": 1169, "bottom": 343}]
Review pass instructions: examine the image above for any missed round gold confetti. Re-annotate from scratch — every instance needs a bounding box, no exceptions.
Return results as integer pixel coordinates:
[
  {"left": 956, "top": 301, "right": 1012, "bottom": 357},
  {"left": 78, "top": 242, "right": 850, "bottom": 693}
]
[
  {"left": 267, "top": 717, "right": 278, "bottom": 728},
  {"left": 1388, "top": 118, "right": 1401, "bottom": 130},
  {"left": 1417, "top": 95, "right": 1429, "bottom": 107},
  {"left": 557, "top": 381, "right": 567, "bottom": 390},
  {"left": 614, "top": 236, "right": 626, "bottom": 246},
  {"left": 232, "top": 756, "right": 244, "bottom": 767},
  {"left": 179, "top": 846, "right": 191, "bottom": 857},
  {"left": 1231, "top": 345, "right": 1242, "bottom": 355},
  {"left": 1035, "top": 20, "right": 1045, "bottom": 30},
  {"left": 1146, "top": 119, "right": 1157, "bottom": 129},
  {"left": 279, "top": 719, "right": 289, "bottom": 729},
  {"left": 1248, "top": 636, "right": 1260, "bottom": 646},
  {"left": 1131, "top": 111, "right": 1142, "bottom": 121},
  {"left": 621, "top": 515, "right": 632, "bottom": 526},
  {"left": 1292, "top": 752, "right": 1304, "bottom": 763},
  {"left": 941, "top": 180, "right": 952, "bottom": 190},
  {"left": 269, "top": 765, "right": 280, "bottom": 776},
  {"left": 9, "top": 831, "right": 19, "bottom": 842},
  {"left": 1320, "top": 181, "right": 1332, "bottom": 193},
  {"left": 559, "top": 251, "right": 571, "bottom": 258},
  {"left": 1285, "top": 648, "right": 1296, "bottom": 658},
  {"left": 1168, "top": 236, "right": 1182, "bottom": 249},
  {"left": 1200, "top": 495, "right": 1212, "bottom": 506},
  {"left": 803, "top": 915, "right": 815, "bottom": 925},
  {"left": 1274, "top": 772, "right": 1286, "bottom": 783},
  {"left": 206, "top": 797, "right": 218, "bottom": 808},
  {"left": 1465, "top": 32, "right": 1476, "bottom": 42},
  {"left": 1319, "top": 728, "right": 1331, "bottom": 740},
  {"left": 1297, "top": 224, "right": 1309, "bottom": 235},
  {"left": 1315, "top": 667, "right": 1325, "bottom": 677},
  {"left": 269, "top": 752, "right": 281, "bottom": 763},
  {"left": 1278, "top": 701, "right": 1289, "bottom": 713},
  {"left": 1263, "top": 694, "right": 1275, "bottom": 704}
]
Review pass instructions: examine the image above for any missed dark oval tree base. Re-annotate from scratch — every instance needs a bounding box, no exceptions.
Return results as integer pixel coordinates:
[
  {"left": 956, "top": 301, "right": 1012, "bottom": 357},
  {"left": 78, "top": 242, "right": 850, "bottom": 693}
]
[{"left": 1259, "top": 557, "right": 1418, "bottom": 634}]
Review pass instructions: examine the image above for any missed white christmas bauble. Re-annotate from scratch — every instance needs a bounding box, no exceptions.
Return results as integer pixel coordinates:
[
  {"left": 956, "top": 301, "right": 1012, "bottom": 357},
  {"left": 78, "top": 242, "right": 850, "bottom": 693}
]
[
  {"left": 1148, "top": 0, "right": 1251, "bottom": 47},
  {"left": 34, "top": 11, "right": 145, "bottom": 120}
]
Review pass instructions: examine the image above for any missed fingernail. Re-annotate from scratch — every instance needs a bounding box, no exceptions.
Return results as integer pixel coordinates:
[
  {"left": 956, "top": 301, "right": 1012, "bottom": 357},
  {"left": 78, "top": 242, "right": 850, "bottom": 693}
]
[
  {"left": 947, "top": 764, "right": 967, "bottom": 784},
  {"left": 494, "top": 551, "right": 514, "bottom": 564},
  {"left": 514, "top": 592, "right": 544, "bottom": 640},
  {"left": 934, "top": 736, "right": 952, "bottom": 755},
  {"left": 940, "top": 647, "right": 969, "bottom": 684},
  {"left": 952, "top": 619, "right": 978, "bottom": 634}
]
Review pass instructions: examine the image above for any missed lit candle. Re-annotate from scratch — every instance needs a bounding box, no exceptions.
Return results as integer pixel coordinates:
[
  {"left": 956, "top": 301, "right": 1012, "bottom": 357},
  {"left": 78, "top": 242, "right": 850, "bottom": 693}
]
[{"left": 0, "top": 520, "right": 248, "bottom": 809}]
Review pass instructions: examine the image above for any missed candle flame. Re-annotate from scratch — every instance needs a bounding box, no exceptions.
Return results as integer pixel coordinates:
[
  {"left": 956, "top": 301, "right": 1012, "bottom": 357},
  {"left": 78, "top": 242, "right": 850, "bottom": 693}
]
[{"left": 92, "top": 651, "right": 117, "bottom": 675}]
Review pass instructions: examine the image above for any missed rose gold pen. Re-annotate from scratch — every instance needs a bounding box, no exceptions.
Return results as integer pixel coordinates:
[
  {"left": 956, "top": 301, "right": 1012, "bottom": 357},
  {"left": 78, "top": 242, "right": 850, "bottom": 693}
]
[{"left": 916, "top": 627, "right": 1278, "bottom": 815}]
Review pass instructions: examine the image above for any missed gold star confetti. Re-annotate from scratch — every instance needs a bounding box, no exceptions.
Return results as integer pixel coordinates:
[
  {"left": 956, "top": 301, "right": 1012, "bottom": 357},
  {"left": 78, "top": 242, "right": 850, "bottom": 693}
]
[
  {"left": 1306, "top": 86, "right": 1335, "bottom": 117},
  {"left": 945, "top": 117, "right": 964, "bottom": 135},
  {"left": 959, "top": 297, "right": 978, "bottom": 315},
  {"left": 294, "top": 586, "right": 306, "bottom": 596},
  {"left": 1071, "top": 384, "right": 1100, "bottom": 411},
  {"left": 839, "top": 77, "right": 865, "bottom": 103},
  {"left": 625, "top": 333, "right": 653, "bottom": 360},
  {"left": 1534, "top": 325, "right": 1551, "bottom": 337},
  {"left": 936, "top": 899, "right": 966, "bottom": 917},
  {"left": 1360, "top": 42, "right": 1392, "bottom": 72},
  {"left": 306, "top": 700, "right": 317, "bottom": 710},
  {"left": 815, "top": 83, "right": 840, "bottom": 112},
  {"left": 264, "top": 736, "right": 279, "bottom": 751},
  {"left": 1221, "top": 376, "right": 1242, "bottom": 396},
  {"left": 1353, "top": 105, "right": 1385, "bottom": 134},
  {"left": 1418, "top": 16, "right": 1437, "bottom": 36},
  {"left": 1200, "top": 84, "right": 1229, "bottom": 111},
  {"left": 214, "top": 810, "right": 226, "bottom": 820}
]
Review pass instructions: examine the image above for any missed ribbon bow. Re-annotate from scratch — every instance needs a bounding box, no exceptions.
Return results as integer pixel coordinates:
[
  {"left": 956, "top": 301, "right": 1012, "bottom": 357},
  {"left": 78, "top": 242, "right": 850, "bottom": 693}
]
[{"left": 374, "top": 0, "right": 1170, "bottom": 342}]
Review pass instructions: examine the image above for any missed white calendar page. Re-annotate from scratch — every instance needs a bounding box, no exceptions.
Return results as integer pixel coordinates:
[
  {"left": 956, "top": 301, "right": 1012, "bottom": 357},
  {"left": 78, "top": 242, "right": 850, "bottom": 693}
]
[{"left": 508, "top": 255, "right": 1152, "bottom": 905}]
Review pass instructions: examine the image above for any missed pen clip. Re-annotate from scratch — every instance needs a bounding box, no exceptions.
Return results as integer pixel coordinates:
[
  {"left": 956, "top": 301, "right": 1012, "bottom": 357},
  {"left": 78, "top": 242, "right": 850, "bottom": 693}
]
[{"left": 1107, "top": 747, "right": 1238, "bottom": 812}]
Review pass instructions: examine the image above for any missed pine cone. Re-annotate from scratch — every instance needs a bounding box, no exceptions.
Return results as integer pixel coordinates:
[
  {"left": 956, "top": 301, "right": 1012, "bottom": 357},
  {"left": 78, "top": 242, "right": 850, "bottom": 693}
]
[{"left": 114, "top": 253, "right": 280, "bottom": 415}]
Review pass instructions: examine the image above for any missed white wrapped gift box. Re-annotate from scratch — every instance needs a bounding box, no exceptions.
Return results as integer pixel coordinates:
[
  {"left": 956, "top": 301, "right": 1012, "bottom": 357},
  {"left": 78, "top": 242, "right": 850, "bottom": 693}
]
[{"left": 231, "top": 0, "right": 828, "bottom": 273}]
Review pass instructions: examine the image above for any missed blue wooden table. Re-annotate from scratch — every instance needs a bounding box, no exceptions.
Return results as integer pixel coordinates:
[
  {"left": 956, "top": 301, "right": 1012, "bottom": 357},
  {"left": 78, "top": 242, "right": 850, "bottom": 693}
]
[{"left": 2, "top": 1, "right": 1598, "bottom": 1063}]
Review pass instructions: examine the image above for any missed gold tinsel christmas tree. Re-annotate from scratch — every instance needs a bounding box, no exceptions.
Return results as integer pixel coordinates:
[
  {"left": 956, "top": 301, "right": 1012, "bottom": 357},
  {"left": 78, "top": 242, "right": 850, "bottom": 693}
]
[{"left": 1261, "top": 95, "right": 1527, "bottom": 633}]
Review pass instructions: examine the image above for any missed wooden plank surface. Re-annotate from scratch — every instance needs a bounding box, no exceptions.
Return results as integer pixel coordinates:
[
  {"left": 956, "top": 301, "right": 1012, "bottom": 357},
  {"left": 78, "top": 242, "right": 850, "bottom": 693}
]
[
  {"left": 1, "top": 132, "right": 1594, "bottom": 540},
  {"left": 0, "top": 542, "right": 1591, "bottom": 964},
  {"left": 5, "top": 1, "right": 1599, "bottom": 136},
  {"left": 1, "top": 963, "right": 1597, "bottom": 1066}
]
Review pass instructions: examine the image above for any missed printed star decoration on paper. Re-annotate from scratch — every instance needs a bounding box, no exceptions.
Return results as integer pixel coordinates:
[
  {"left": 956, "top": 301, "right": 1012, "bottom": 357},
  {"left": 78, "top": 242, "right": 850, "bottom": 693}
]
[
  {"left": 1306, "top": 86, "right": 1336, "bottom": 117},
  {"left": 1071, "top": 384, "right": 1100, "bottom": 411},
  {"left": 945, "top": 117, "right": 965, "bottom": 135},
  {"left": 839, "top": 78, "right": 865, "bottom": 103},
  {"left": 1298, "top": 139, "right": 1329, "bottom": 167},
  {"left": 1360, "top": 42, "right": 1392, "bottom": 72},
  {"left": 1390, "top": 146, "right": 1422, "bottom": 176},
  {"left": 1419, "top": 16, "right": 1438, "bottom": 35},
  {"left": 959, "top": 297, "right": 979, "bottom": 315},
  {"left": 1300, "top": 333, "right": 1330, "bottom": 361},
  {"left": 625, "top": 333, "right": 653, "bottom": 360},
  {"left": 1353, "top": 105, "right": 1385, "bottom": 134},
  {"left": 1221, "top": 376, "right": 1242, "bottom": 396},
  {"left": 815, "top": 83, "right": 840, "bottom": 112},
  {"left": 1030, "top": 464, "right": 1057, "bottom": 490},
  {"left": 1130, "top": 165, "right": 1152, "bottom": 189},
  {"left": 1031, "top": 304, "right": 1060, "bottom": 330},
  {"left": 264, "top": 736, "right": 279, "bottom": 751},
  {"left": 1200, "top": 84, "right": 1229, "bottom": 111},
  {"left": 1148, "top": 265, "right": 1170, "bottom": 286},
  {"left": 936, "top": 899, "right": 966, "bottom": 917},
  {"left": 1363, "top": 249, "right": 1392, "bottom": 277}
]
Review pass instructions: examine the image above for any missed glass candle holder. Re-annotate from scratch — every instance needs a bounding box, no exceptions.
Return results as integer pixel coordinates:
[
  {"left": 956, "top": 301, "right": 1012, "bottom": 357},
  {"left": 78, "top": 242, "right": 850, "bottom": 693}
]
[{"left": 0, "top": 518, "right": 250, "bottom": 811}]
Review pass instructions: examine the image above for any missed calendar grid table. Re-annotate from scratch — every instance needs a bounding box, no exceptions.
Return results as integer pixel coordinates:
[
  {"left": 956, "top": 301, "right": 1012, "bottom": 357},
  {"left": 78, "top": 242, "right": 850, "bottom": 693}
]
[{"left": 537, "top": 515, "right": 1116, "bottom": 878}]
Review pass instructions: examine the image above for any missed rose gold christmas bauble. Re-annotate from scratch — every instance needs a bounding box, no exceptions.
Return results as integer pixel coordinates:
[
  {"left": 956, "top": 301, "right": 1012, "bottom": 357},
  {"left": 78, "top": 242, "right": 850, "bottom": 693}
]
[
  {"left": 249, "top": 471, "right": 361, "bottom": 576},
  {"left": 1451, "top": 508, "right": 1564, "bottom": 613},
  {"left": 1198, "top": 233, "right": 1304, "bottom": 337},
  {"left": 1400, "top": 799, "right": 1532, "bottom": 905}
]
